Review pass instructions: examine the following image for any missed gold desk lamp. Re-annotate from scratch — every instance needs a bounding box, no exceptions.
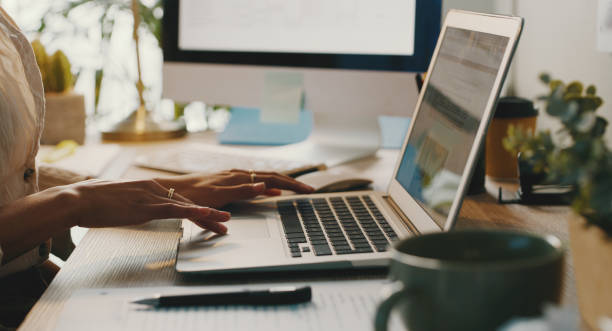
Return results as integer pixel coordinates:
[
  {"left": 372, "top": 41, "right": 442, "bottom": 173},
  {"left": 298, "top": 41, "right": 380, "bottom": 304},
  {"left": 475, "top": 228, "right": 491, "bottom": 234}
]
[{"left": 101, "top": 0, "right": 186, "bottom": 141}]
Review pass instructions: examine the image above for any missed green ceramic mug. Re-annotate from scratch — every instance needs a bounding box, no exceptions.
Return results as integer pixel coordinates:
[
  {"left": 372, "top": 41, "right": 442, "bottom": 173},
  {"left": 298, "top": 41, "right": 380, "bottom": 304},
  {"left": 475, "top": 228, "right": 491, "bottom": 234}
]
[{"left": 375, "top": 230, "right": 564, "bottom": 331}]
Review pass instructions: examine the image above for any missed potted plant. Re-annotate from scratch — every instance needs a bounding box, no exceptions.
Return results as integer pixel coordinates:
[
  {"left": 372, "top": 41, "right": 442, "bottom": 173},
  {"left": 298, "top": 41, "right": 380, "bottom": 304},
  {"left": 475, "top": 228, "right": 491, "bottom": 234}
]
[
  {"left": 31, "top": 39, "right": 86, "bottom": 144},
  {"left": 503, "top": 74, "right": 612, "bottom": 329}
]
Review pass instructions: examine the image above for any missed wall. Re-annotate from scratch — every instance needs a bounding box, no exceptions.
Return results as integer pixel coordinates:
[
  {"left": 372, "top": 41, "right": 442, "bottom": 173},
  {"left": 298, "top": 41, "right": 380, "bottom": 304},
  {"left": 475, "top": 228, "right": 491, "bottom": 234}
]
[
  {"left": 505, "top": 0, "right": 612, "bottom": 144},
  {"left": 442, "top": 0, "right": 495, "bottom": 17}
]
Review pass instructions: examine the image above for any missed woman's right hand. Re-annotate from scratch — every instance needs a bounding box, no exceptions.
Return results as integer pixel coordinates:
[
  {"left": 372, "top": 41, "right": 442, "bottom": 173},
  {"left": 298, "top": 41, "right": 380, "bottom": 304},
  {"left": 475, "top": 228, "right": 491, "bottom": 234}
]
[{"left": 65, "top": 179, "right": 230, "bottom": 234}]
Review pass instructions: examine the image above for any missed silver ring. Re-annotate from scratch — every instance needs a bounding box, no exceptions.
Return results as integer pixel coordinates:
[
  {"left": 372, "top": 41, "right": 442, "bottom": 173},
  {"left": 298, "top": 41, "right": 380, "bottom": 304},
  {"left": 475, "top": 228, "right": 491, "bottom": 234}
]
[
  {"left": 249, "top": 169, "right": 256, "bottom": 183},
  {"left": 167, "top": 188, "right": 175, "bottom": 200}
]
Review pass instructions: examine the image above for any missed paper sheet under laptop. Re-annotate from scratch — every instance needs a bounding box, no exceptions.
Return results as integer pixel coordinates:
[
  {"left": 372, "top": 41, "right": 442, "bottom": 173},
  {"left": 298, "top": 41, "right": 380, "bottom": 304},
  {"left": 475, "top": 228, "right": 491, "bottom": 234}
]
[
  {"left": 37, "top": 144, "right": 120, "bottom": 177},
  {"left": 53, "top": 280, "right": 402, "bottom": 331}
]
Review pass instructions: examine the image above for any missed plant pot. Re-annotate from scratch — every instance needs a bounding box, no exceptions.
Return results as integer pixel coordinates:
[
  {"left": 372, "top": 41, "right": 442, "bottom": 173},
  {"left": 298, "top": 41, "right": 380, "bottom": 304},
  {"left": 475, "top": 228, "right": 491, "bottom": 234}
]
[
  {"left": 40, "top": 91, "right": 86, "bottom": 145},
  {"left": 568, "top": 212, "right": 612, "bottom": 329}
]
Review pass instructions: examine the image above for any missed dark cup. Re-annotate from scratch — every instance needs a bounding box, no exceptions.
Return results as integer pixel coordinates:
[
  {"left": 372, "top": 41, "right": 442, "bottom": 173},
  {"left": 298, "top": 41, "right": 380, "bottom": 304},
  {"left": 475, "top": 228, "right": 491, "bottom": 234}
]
[{"left": 375, "top": 230, "right": 564, "bottom": 331}]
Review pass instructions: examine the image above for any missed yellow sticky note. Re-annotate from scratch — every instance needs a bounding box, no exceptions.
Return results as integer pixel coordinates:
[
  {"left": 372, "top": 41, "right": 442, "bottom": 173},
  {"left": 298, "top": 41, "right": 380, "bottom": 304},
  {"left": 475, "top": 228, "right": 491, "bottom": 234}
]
[
  {"left": 260, "top": 72, "right": 304, "bottom": 124},
  {"left": 42, "top": 140, "right": 78, "bottom": 163}
]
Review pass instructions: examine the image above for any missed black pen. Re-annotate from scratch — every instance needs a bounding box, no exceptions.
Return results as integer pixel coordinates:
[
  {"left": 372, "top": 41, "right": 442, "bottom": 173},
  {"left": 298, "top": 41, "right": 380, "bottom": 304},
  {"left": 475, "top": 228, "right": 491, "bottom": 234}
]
[{"left": 132, "top": 286, "right": 312, "bottom": 307}]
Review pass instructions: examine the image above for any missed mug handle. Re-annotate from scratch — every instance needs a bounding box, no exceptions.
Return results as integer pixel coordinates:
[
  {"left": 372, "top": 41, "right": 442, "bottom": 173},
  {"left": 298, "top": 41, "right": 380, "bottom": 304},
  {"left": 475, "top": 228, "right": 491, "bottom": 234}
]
[{"left": 374, "top": 281, "right": 414, "bottom": 331}]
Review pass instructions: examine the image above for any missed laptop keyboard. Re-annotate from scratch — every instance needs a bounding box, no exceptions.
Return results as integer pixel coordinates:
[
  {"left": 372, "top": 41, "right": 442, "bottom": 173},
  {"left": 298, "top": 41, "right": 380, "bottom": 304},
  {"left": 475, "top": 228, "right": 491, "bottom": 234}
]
[{"left": 277, "top": 195, "right": 399, "bottom": 258}]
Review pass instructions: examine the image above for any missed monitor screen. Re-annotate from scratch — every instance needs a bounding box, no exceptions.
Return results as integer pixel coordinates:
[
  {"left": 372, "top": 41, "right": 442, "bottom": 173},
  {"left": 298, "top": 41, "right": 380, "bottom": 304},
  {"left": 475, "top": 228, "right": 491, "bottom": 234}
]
[
  {"left": 395, "top": 27, "right": 510, "bottom": 228},
  {"left": 163, "top": 0, "right": 441, "bottom": 72},
  {"left": 178, "top": 0, "right": 415, "bottom": 56}
]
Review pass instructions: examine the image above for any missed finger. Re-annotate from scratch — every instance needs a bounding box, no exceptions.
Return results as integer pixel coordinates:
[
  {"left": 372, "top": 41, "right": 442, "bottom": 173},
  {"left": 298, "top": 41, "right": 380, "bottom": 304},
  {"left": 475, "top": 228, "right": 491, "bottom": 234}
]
[
  {"left": 142, "top": 179, "right": 194, "bottom": 204},
  {"left": 214, "top": 182, "right": 268, "bottom": 201},
  {"left": 230, "top": 169, "right": 295, "bottom": 180},
  {"left": 264, "top": 188, "right": 282, "bottom": 196},
  {"left": 162, "top": 191, "right": 192, "bottom": 204},
  {"left": 145, "top": 190, "right": 193, "bottom": 205},
  {"left": 150, "top": 204, "right": 230, "bottom": 234},
  {"left": 251, "top": 174, "right": 314, "bottom": 193},
  {"left": 188, "top": 207, "right": 231, "bottom": 234},
  {"left": 224, "top": 171, "right": 314, "bottom": 193}
]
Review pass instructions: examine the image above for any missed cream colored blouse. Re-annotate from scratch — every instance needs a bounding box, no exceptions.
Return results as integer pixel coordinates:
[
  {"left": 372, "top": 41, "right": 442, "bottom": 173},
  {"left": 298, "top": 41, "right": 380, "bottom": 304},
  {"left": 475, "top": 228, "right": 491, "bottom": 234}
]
[{"left": 0, "top": 7, "right": 48, "bottom": 277}]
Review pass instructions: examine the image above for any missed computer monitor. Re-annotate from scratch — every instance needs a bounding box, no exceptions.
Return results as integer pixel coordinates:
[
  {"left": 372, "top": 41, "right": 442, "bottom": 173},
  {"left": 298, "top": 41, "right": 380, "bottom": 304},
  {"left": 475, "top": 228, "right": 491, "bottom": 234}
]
[{"left": 162, "top": 0, "right": 441, "bottom": 117}]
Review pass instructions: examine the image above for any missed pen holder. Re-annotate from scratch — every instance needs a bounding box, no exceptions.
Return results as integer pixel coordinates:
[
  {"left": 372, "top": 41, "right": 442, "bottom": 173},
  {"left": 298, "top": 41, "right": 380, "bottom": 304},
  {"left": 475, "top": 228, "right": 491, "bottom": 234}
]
[{"left": 485, "top": 97, "right": 538, "bottom": 180}]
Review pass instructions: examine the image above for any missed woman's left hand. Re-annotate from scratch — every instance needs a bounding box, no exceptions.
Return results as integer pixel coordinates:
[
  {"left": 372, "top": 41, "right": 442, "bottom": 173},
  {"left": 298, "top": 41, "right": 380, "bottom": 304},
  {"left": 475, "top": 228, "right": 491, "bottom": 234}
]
[{"left": 155, "top": 169, "right": 315, "bottom": 208}]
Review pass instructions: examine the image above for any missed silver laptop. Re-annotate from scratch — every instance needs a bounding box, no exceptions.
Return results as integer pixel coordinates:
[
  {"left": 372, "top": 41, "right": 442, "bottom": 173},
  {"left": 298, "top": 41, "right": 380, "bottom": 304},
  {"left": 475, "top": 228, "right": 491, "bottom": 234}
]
[{"left": 176, "top": 11, "right": 524, "bottom": 275}]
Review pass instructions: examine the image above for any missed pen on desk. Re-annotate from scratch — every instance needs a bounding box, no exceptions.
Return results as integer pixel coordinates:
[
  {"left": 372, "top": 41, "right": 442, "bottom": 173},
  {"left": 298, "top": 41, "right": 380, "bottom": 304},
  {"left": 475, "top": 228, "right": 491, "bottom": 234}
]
[{"left": 132, "top": 286, "right": 312, "bottom": 307}]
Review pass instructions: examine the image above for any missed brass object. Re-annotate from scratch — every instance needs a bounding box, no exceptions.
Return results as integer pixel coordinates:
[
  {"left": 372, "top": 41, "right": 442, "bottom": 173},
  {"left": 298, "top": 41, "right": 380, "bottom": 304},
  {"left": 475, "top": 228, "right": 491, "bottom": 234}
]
[{"left": 101, "top": 107, "right": 186, "bottom": 141}]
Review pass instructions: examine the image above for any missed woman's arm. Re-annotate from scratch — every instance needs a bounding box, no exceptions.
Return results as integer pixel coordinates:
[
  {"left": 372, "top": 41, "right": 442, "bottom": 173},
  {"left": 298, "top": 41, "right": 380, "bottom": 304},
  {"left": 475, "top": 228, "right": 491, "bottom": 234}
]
[
  {"left": 38, "top": 165, "right": 90, "bottom": 260},
  {"left": 0, "top": 179, "right": 230, "bottom": 263},
  {"left": 0, "top": 186, "right": 75, "bottom": 262}
]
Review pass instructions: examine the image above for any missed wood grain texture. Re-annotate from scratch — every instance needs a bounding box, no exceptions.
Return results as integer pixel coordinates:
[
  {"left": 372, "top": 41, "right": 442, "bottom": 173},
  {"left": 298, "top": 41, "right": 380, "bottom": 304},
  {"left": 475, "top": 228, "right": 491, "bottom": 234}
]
[
  {"left": 18, "top": 133, "right": 576, "bottom": 330},
  {"left": 20, "top": 219, "right": 182, "bottom": 331}
]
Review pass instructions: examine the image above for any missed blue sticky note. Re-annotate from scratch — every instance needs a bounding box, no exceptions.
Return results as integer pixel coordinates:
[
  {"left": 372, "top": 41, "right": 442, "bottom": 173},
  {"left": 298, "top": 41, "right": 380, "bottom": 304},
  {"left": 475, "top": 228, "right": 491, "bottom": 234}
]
[
  {"left": 218, "top": 107, "right": 312, "bottom": 146},
  {"left": 378, "top": 116, "right": 412, "bottom": 149}
]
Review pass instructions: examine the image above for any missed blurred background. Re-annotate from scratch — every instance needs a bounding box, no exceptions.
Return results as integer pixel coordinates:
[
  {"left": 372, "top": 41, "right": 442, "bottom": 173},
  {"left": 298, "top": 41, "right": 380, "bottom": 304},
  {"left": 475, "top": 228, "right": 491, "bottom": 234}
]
[{"left": 1, "top": 0, "right": 170, "bottom": 129}]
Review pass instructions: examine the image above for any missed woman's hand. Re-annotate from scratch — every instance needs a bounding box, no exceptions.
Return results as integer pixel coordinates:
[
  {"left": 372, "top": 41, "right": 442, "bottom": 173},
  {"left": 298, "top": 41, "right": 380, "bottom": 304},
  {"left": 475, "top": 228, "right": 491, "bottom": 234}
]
[
  {"left": 66, "top": 179, "right": 230, "bottom": 234},
  {"left": 155, "top": 169, "right": 315, "bottom": 208}
]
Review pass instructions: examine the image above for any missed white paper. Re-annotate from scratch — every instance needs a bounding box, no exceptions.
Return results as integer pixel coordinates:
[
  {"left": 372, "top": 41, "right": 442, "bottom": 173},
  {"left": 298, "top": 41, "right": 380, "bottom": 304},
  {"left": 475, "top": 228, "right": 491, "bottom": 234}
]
[
  {"left": 37, "top": 144, "right": 121, "bottom": 177},
  {"left": 598, "top": 0, "right": 612, "bottom": 52},
  {"left": 53, "top": 280, "right": 403, "bottom": 331}
]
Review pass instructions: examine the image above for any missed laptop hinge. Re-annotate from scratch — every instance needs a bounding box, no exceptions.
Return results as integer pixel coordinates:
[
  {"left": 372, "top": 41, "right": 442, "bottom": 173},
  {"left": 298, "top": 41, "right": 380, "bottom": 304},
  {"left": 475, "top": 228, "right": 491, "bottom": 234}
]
[{"left": 383, "top": 196, "right": 420, "bottom": 235}]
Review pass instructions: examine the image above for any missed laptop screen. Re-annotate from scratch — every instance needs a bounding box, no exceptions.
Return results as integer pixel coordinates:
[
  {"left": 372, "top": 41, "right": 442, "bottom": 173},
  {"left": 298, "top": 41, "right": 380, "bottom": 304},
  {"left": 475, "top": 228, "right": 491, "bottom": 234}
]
[{"left": 395, "top": 27, "right": 509, "bottom": 228}]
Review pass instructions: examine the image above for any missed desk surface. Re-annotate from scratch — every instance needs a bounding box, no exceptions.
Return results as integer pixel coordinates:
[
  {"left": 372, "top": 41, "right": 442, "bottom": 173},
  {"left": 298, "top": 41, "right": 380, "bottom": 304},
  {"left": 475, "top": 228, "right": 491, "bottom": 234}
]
[{"left": 19, "top": 132, "right": 574, "bottom": 331}]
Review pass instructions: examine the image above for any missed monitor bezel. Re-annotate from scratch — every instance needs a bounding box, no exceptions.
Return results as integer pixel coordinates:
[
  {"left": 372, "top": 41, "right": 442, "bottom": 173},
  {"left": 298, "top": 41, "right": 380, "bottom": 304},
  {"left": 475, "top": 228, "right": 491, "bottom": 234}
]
[
  {"left": 387, "top": 10, "right": 524, "bottom": 234},
  {"left": 162, "top": 0, "right": 441, "bottom": 72}
]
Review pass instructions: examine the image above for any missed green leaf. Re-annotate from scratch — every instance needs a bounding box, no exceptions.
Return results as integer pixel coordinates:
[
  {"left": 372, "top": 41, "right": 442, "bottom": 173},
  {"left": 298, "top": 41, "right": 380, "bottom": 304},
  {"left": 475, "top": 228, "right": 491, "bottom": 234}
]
[
  {"left": 591, "top": 117, "right": 608, "bottom": 138},
  {"left": 586, "top": 85, "right": 597, "bottom": 95},
  {"left": 566, "top": 81, "right": 583, "bottom": 95}
]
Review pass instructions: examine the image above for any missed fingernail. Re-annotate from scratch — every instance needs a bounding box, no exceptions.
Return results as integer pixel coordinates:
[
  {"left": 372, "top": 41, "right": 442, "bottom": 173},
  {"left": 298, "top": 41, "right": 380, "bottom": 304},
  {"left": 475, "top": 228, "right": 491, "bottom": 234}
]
[
  {"left": 218, "top": 223, "right": 228, "bottom": 234},
  {"left": 254, "top": 182, "right": 266, "bottom": 190}
]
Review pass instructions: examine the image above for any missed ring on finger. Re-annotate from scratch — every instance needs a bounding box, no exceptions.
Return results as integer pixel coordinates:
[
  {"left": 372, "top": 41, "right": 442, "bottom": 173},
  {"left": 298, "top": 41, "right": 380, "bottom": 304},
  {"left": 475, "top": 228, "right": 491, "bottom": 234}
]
[
  {"left": 167, "top": 188, "right": 175, "bottom": 200},
  {"left": 249, "top": 169, "right": 256, "bottom": 183}
]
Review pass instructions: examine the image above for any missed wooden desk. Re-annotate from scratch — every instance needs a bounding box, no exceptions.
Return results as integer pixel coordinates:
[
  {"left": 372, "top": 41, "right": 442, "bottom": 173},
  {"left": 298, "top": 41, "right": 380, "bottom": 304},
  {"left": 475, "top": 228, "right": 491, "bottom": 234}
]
[{"left": 18, "top": 133, "right": 574, "bottom": 331}]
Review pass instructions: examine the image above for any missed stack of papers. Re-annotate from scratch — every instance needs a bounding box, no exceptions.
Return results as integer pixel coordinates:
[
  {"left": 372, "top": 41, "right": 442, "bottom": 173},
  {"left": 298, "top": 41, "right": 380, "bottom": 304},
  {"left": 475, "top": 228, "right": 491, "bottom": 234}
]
[{"left": 54, "top": 280, "right": 403, "bottom": 331}]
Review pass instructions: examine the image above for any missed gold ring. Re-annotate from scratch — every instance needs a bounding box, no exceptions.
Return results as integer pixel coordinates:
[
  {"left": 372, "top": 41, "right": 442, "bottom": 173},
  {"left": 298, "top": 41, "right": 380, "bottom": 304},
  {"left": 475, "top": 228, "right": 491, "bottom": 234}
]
[
  {"left": 167, "top": 188, "right": 175, "bottom": 200},
  {"left": 249, "top": 169, "right": 256, "bottom": 183}
]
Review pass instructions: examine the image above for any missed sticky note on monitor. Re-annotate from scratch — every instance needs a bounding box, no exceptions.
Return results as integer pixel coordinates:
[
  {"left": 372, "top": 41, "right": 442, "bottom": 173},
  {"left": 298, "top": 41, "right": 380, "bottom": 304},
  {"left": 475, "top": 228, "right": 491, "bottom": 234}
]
[{"left": 260, "top": 72, "right": 304, "bottom": 124}]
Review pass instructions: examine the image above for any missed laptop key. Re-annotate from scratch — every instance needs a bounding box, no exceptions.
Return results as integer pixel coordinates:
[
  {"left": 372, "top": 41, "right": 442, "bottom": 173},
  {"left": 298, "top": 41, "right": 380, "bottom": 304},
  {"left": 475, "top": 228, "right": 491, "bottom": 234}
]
[
  {"left": 288, "top": 237, "right": 307, "bottom": 244},
  {"left": 372, "top": 238, "right": 389, "bottom": 245},
  {"left": 375, "top": 245, "right": 388, "bottom": 252},
  {"left": 355, "top": 247, "right": 374, "bottom": 253},
  {"left": 313, "top": 244, "right": 332, "bottom": 256},
  {"left": 353, "top": 242, "right": 373, "bottom": 248},
  {"left": 286, "top": 233, "right": 306, "bottom": 239},
  {"left": 291, "top": 252, "right": 302, "bottom": 258}
]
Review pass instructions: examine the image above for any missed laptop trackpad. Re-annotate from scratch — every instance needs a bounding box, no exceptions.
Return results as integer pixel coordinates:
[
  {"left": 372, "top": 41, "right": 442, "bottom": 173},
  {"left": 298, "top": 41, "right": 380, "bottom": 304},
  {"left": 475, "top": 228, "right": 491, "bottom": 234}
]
[
  {"left": 189, "top": 214, "right": 270, "bottom": 241},
  {"left": 224, "top": 215, "right": 270, "bottom": 239}
]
